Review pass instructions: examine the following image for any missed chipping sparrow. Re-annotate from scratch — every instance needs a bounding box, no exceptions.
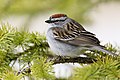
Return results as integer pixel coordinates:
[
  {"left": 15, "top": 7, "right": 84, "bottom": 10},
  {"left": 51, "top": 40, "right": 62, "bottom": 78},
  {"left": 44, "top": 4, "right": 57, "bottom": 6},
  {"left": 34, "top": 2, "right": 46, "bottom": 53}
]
[{"left": 45, "top": 14, "right": 116, "bottom": 57}]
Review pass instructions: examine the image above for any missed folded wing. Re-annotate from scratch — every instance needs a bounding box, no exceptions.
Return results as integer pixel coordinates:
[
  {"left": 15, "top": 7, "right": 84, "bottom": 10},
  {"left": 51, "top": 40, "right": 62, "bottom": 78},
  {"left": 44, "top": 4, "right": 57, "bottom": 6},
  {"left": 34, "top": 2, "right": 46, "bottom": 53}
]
[{"left": 52, "top": 22, "right": 100, "bottom": 46}]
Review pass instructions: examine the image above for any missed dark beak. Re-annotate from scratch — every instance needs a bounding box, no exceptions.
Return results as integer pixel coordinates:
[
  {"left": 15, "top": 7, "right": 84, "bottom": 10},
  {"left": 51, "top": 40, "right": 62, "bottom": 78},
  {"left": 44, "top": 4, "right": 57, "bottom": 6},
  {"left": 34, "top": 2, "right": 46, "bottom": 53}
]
[{"left": 45, "top": 20, "right": 52, "bottom": 23}]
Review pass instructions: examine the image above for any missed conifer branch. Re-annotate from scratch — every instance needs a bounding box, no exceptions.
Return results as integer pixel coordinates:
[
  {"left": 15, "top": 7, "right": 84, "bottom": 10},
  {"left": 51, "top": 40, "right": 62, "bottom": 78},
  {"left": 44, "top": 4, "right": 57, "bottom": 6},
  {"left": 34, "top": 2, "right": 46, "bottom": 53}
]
[
  {"left": 47, "top": 55, "right": 96, "bottom": 64},
  {"left": 11, "top": 44, "right": 96, "bottom": 64}
]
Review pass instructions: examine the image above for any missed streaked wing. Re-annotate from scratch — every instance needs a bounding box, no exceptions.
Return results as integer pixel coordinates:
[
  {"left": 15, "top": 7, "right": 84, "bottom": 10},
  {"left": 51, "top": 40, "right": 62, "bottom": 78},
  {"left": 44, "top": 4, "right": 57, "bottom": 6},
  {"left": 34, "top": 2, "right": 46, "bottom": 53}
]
[
  {"left": 52, "top": 27, "right": 76, "bottom": 41},
  {"left": 64, "top": 19, "right": 95, "bottom": 36},
  {"left": 67, "top": 34, "right": 100, "bottom": 46},
  {"left": 52, "top": 27, "right": 100, "bottom": 46}
]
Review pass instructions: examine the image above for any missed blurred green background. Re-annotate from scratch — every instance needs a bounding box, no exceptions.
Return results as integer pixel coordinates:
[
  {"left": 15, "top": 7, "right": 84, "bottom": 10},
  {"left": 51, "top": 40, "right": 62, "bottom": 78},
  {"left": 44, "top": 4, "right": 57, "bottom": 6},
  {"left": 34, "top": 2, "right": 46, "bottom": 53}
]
[{"left": 0, "top": 0, "right": 119, "bottom": 28}]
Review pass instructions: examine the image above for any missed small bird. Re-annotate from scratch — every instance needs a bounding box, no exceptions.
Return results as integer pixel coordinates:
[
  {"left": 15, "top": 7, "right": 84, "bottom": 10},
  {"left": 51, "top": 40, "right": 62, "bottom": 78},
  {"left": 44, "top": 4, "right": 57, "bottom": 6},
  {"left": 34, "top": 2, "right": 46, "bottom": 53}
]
[{"left": 45, "top": 14, "right": 115, "bottom": 57}]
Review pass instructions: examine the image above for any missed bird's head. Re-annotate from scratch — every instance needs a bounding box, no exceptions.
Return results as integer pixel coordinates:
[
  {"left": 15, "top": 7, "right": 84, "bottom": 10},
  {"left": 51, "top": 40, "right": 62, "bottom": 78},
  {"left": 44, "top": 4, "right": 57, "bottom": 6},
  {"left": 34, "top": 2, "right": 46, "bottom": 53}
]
[{"left": 45, "top": 14, "right": 69, "bottom": 27}]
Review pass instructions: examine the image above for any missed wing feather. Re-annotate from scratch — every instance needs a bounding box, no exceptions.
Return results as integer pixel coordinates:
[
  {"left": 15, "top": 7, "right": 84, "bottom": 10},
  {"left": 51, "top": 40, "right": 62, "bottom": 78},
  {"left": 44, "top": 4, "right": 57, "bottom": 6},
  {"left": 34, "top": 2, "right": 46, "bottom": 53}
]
[{"left": 52, "top": 21, "right": 100, "bottom": 46}]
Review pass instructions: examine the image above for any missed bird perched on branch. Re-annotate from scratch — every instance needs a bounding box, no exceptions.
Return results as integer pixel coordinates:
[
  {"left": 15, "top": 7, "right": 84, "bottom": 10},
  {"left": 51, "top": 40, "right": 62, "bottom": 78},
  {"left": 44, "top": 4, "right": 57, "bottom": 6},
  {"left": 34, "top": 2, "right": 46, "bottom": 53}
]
[{"left": 45, "top": 14, "right": 116, "bottom": 57}]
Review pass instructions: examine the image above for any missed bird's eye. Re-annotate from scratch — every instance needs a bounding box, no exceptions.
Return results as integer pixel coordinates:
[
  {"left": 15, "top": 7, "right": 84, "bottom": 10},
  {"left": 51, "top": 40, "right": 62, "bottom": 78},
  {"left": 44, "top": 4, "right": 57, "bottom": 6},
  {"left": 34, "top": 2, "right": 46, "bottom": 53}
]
[{"left": 51, "top": 19, "right": 65, "bottom": 23}]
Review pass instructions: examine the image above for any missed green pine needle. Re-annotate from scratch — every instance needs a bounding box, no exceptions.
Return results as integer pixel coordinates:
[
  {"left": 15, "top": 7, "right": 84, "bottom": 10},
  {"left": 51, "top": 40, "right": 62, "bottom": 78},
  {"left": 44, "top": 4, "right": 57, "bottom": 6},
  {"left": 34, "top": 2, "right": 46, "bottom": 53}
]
[{"left": 31, "top": 57, "right": 55, "bottom": 80}]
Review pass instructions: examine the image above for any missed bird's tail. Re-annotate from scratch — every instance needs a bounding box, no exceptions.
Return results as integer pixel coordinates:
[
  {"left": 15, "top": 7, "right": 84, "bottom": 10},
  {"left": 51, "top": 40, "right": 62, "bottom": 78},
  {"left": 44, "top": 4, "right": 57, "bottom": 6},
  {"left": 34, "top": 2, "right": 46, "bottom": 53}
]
[{"left": 91, "top": 46, "right": 117, "bottom": 56}]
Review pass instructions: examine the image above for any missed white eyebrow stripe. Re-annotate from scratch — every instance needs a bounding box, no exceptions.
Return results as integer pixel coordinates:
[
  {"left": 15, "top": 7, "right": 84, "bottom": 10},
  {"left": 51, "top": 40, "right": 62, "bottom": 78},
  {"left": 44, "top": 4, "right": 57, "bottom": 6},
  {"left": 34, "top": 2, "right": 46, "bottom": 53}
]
[{"left": 51, "top": 17, "right": 67, "bottom": 21}]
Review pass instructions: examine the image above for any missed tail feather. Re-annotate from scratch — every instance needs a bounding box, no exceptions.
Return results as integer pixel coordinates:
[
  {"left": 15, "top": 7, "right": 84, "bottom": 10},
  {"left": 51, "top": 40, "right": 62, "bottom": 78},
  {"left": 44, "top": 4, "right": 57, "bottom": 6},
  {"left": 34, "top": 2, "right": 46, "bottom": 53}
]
[{"left": 91, "top": 46, "right": 117, "bottom": 56}]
